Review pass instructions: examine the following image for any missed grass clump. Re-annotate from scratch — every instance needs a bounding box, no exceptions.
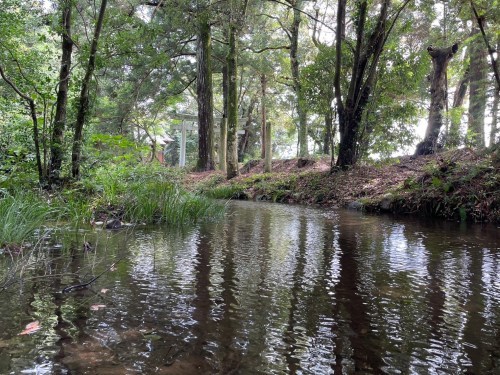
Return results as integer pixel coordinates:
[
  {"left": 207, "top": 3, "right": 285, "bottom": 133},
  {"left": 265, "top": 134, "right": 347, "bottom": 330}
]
[
  {"left": 124, "top": 181, "right": 224, "bottom": 225},
  {"left": 80, "top": 162, "right": 224, "bottom": 225},
  {"left": 0, "top": 192, "right": 54, "bottom": 249},
  {"left": 203, "top": 184, "right": 246, "bottom": 199}
]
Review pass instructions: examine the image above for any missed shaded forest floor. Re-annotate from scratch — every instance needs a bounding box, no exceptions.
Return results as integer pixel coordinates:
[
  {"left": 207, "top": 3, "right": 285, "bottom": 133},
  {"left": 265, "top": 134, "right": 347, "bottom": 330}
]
[{"left": 185, "top": 148, "right": 500, "bottom": 224}]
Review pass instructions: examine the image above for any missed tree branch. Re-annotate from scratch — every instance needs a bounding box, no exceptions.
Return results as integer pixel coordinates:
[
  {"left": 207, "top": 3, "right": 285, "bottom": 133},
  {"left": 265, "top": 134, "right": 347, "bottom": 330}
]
[
  {"left": 243, "top": 45, "right": 291, "bottom": 53},
  {"left": 265, "top": 0, "right": 335, "bottom": 33}
]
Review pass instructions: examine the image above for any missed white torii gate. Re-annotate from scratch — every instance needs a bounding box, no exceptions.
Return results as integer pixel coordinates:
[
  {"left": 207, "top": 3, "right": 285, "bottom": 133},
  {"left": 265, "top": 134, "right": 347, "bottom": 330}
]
[{"left": 170, "top": 113, "right": 246, "bottom": 167}]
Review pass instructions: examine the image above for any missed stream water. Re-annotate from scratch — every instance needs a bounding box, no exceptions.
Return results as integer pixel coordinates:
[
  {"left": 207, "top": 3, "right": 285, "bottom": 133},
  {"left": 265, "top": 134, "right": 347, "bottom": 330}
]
[{"left": 0, "top": 201, "right": 499, "bottom": 374}]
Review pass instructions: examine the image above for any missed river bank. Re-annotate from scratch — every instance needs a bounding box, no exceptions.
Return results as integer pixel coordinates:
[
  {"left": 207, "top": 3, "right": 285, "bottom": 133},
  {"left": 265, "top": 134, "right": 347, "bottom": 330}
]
[{"left": 186, "top": 148, "right": 500, "bottom": 224}]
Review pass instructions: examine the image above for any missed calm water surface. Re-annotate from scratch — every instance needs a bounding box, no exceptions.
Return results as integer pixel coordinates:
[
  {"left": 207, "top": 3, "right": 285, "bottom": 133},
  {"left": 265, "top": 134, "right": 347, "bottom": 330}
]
[{"left": 0, "top": 201, "right": 499, "bottom": 374}]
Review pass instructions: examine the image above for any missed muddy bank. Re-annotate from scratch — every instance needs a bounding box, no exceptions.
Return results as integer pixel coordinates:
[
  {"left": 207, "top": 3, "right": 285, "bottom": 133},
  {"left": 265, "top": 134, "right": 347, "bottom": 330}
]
[{"left": 186, "top": 148, "right": 500, "bottom": 223}]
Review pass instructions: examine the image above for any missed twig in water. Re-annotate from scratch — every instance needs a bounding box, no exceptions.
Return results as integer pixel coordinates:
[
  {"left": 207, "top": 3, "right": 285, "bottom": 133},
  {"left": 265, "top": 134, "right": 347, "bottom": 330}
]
[{"left": 62, "top": 256, "right": 125, "bottom": 293}]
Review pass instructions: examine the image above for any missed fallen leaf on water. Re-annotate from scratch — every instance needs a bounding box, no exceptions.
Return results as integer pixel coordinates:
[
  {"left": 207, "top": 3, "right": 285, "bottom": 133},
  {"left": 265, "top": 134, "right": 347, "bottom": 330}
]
[
  {"left": 19, "top": 320, "right": 41, "bottom": 335},
  {"left": 100, "top": 288, "right": 109, "bottom": 294},
  {"left": 90, "top": 304, "right": 106, "bottom": 311}
]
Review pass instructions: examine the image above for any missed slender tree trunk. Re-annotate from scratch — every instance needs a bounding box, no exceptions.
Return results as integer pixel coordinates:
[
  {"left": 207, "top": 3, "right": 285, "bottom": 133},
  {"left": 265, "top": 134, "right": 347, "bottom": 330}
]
[
  {"left": 238, "top": 95, "right": 257, "bottom": 162},
  {"left": 196, "top": 16, "right": 215, "bottom": 171},
  {"left": 0, "top": 66, "right": 43, "bottom": 184},
  {"left": 49, "top": 0, "right": 73, "bottom": 183},
  {"left": 219, "top": 64, "right": 228, "bottom": 171},
  {"left": 289, "top": 0, "right": 308, "bottom": 157},
  {"left": 323, "top": 108, "right": 333, "bottom": 155},
  {"left": 260, "top": 74, "right": 267, "bottom": 159},
  {"left": 468, "top": 25, "right": 487, "bottom": 148},
  {"left": 226, "top": 24, "right": 239, "bottom": 179},
  {"left": 491, "top": 78, "right": 499, "bottom": 146},
  {"left": 492, "top": 38, "right": 500, "bottom": 146},
  {"left": 448, "top": 65, "right": 469, "bottom": 148},
  {"left": 415, "top": 44, "right": 458, "bottom": 156},
  {"left": 71, "top": 0, "right": 107, "bottom": 179},
  {"left": 264, "top": 121, "right": 272, "bottom": 173},
  {"left": 470, "top": 1, "right": 500, "bottom": 92},
  {"left": 42, "top": 99, "right": 48, "bottom": 176}
]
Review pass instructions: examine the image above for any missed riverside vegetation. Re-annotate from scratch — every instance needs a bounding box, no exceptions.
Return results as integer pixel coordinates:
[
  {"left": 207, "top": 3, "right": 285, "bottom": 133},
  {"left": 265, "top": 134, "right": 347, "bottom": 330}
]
[
  {"left": 190, "top": 148, "right": 500, "bottom": 224},
  {"left": 1, "top": 147, "right": 497, "bottom": 254},
  {"left": 0, "top": 162, "right": 223, "bottom": 253}
]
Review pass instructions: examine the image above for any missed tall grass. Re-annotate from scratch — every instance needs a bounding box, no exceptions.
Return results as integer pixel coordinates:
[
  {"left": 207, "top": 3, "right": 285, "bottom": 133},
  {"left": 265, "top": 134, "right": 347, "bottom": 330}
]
[
  {"left": 124, "top": 181, "right": 224, "bottom": 225},
  {"left": 87, "top": 162, "right": 224, "bottom": 225},
  {"left": 0, "top": 163, "right": 224, "bottom": 239},
  {"left": 0, "top": 193, "right": 53, "bottom": 248}
]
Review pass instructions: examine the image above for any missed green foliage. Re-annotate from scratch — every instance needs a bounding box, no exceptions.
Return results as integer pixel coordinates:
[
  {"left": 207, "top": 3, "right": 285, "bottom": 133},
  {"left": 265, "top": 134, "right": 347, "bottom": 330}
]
[{"left": 302, "top": 47, "right": 335, "bottom": 115}]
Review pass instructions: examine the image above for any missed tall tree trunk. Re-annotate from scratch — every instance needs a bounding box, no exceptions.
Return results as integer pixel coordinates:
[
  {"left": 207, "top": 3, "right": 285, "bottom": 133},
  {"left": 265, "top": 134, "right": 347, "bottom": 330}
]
[
  {"left": 323, "top": 108, "right": 333, "bottom": 155},
  {"left": 219, "top": 64, "right": 228, "bottom": 171},
  {"left": 289, "top": 0, "right": 308, "bottom": 157},
  {"left": 49, "top": 0, "right": 73, "bottom": 183},
  {"left": 260, "top": 74, "right": 267, "bottom": 159},
  {"left": 415, "top": 44, "right": 458, "bottom": 156},
  {"left": 196, "top": 16, "right": 215, "bottom": 171},
  {"left": 448, "top": 65, "right": 469, "bottom": 148},
  {"left": 264, "top": 121, "right": 272, "bottom": 173},
  {"left": 226, "top": 24, "right": 239, "bottom": 179},
  {"left": 71, "top": 0, "right": 107, "bottom": 179},
  {"left": 0, "top": 66, "right": 43, "bottom": 184},
  {"left": 468, "top": 26, "right": 487, "bottom": 148},
  {"left": 491, "top": 76, "right": 499, "bottom": 146}
]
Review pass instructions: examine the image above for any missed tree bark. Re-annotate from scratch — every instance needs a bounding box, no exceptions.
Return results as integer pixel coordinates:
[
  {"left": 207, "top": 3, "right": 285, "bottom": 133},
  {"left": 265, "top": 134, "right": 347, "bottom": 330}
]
[
  {"left": 226, "top": 24, "right": 239, "bottom": 179},
  {"left": 491, "top": 38, "right": 500, "bottom": 146},
  {"left": 71, "top": 0, "right": 107, "bottom": 179},
  {"left": 49, "top": 0, "right": 73, "bottom": 183},
  {"left": 415, "top": 44, "right": 458, "bottom": 156},
  {"left": 264, "top": 121, "right": 272, "bottom": 173},
  {"left": 491, "top": 76, "right": 499, "bottom": 146},
  {"left": 196, "top": 16, "right": 215, "bottom": 171},
  {"left": 288, "top": 0, "right": 308, "bottom": 157},
  {"left": 467, "top": 25, "right": 487, "bottom": 148},
  {"left": 260, "top": 74, "right": 267, "bottom": 159},
  {"left": 323, "top": 108, "right": 333, "bottom": 155},
  {"left": 219, "top": 64, "right": 228, "bottom": 171}
]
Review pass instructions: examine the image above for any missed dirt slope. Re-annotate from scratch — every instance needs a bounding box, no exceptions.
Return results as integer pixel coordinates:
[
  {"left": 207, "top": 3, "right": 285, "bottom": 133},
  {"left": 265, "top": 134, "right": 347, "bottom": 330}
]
[{"left": 186, "top": 149, "right": 500, "bottom": 223}]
